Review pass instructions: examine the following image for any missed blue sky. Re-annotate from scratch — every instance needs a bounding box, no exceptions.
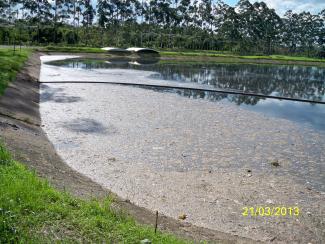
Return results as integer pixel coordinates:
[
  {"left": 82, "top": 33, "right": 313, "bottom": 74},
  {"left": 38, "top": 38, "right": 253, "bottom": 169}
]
[
  {"left": 226, "top": 0, "right": 325, "bottom": 16},
  {"left": 225, "top": 0, "right": 238, "bottom": 5}
]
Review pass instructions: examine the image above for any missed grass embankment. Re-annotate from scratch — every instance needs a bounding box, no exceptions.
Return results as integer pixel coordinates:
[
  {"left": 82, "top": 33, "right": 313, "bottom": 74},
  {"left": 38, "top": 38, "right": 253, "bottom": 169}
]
[
  {"left": 160, "top": 50, "right": 325, "bottom": 63},
  {"left": 0, "top": 48, "right": 31, "bottom": 94},
  {"left": 0, "top": 143, "right": 184, "bottom": 243}
]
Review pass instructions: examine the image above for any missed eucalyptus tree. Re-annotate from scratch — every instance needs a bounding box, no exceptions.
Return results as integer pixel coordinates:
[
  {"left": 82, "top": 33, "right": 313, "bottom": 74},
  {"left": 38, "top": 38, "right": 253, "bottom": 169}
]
[
  {"left": 68, "top": 0, "right": 83, "bottom": 44},
  {"left": 1, "top": 0, "right": 21, "bottom": 23},
  {"left": 52, "top": 0, "right": 67, "bottom": 43},
  {"left": 251, "top": 1, "right": 282, "bottom": 53},
  {"left": 22, "top": 0, "right": 52, "bottom": 22},
  {"left": 214, "top": 2, "right": 241, "bottom": 44},
  {"left": 177, "top": 0, "right": 192, "bottom": 28},
  {"left": 75, "top": 0, "right": 83, "bottom": 27},
  {"left": 198, "top": 0, "right": 213, "bottom": 32},
  {"left": 81, "top": 0, "right": 95, "bottom": 27},
  {"left": 121, "top": 0, "right": 138, "bottom": 22},
  {"left": 21, "top": 0, "right": 53, "bottom": 43},
  {"left": 282, "top": 10, "right": 322, "bottom": 55},
  {"left": 319, "top": 9, "right": 325, "bottom": 49},
  {"left": 282, "top": 10, "right": 300, "bottom": 52},
  {"left": 189, "top": 0, "right": 201, "bottom": 29},
  {"left": 79, "top": 0, "right": 95, "bottom": 45},
  {"left": 235, "top": 0, "right": 254, "bottom": 42},
  {"left": 0, "top": 0, "right": 9, "bottom": 22},
  {"left": 53, "top": 0, "right": 75, "bottom": 24},
  {"left": 97, "top": 0, "right": 110, "bottom": 27},
  {"left": 298, "top": 11, "right": 323, "bottom": 54},
  {"left": 149, "top": 0, "right": 173, "bottom": 27},
  {"left": 0, "top": 0, "right": 6, "bottom": 11},
  {"left": 143, "top": 0, "right": 152, "bottom": 25}
]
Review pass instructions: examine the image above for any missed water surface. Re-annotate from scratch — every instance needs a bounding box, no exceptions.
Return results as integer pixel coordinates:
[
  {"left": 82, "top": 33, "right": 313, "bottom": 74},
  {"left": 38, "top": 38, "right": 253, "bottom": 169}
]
[{"left": 47, "top": 58, "right": 325, "bottom": 130}]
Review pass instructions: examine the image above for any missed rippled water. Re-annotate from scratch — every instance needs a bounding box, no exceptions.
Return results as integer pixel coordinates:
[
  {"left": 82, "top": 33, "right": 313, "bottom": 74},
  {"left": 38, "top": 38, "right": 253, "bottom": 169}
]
[{"left": 47, "top": 58, "right": 325, "bottom": 130}]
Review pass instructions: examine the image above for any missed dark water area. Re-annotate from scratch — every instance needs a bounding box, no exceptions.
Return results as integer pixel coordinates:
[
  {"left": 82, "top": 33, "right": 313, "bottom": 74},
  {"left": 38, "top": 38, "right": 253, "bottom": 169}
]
[{"left": 47, "top": 58, "right": 325, "bottom": 131}]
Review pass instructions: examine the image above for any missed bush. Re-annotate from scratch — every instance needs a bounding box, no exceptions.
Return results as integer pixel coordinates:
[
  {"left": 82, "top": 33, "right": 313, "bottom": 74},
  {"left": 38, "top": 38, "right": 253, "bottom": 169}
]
[{"left": 316, "top": 50, "right": 325, "bottom": 59}]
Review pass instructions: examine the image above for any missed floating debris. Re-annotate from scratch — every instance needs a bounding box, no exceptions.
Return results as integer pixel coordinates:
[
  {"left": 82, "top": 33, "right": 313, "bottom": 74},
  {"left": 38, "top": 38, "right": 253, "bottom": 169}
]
[
  {"left": 271, "top": 160, "right": 280, "bottom": 167},
  {"left": 178, "top": 214, "right": 187, "bottom": 220}
]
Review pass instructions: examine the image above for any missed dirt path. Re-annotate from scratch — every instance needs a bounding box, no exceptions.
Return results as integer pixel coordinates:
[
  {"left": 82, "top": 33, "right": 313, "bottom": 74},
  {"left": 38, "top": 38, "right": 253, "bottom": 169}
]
[{"left": 0, "top": 52, "right": 256, "bottom": 243}]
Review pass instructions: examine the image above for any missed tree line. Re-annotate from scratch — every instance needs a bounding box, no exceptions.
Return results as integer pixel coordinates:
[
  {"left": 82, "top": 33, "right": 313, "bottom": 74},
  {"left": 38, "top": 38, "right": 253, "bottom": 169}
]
[{"left": 0, "top": 0, "right": 325, "bottom": 56}]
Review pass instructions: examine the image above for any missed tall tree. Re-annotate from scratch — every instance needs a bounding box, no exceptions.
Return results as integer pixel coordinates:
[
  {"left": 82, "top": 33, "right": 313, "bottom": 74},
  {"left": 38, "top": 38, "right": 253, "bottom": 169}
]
[
  {"left": 97, "top": 0, "right": 110, "bottom": 27},
  {"left": 318, "top": 9, "right": 325, "bottom": 49},
  {"left": 215, "top": 2, "right": 241, "bottom": 43},
  {"left": 299, "top": 11, "right": 323, "bottom": 54},
  {"left": 0, "top": 0, "right": 9, "bottom": 22},
  {"left": 251, "top": 2, "right": 282, "bottom": 53},
  {"left": 22, "top": 0, "right": 52, "bottom": 23},
  {"left": 177, "top": 0, "right": 192, "bottom": 28},
  {"left": 81, "top": 0, "right": 95, "bottom": 27},
  {"left": 198, "top": 0, "right": 213, "bottom": 32},
  {"left": 282, "top": 10, "right": 300, "bottom": 52}
]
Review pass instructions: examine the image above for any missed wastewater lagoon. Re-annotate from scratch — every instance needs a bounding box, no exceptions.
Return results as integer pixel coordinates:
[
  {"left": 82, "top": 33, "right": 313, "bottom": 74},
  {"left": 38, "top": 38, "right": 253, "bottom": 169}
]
[
  {"left": 47, "top": 57, "right": 325, "bottom": 131},
  {"left": 40, "top": 55, "right": 325, "bottom": 242}
]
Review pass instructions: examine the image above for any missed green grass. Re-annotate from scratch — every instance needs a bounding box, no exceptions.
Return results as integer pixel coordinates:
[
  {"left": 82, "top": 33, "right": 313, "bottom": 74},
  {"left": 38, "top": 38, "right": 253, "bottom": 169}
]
[
  {"left": 160, "top": 51, "right": 325, "bottom": 63},
  {"left": 0, "top": 143, "right": 186, "bottom": 243},
  {"left": 239, "top": 54, "right": 325, "bottom": 62},
  {"left": 0, "top": 48, "right": 32, "bottom": 95}
]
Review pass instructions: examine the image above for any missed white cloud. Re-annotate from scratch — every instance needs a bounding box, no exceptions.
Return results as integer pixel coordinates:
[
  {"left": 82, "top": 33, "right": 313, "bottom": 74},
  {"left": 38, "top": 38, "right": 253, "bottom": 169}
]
[{"left": 251, "top": 0, "right": 325, "bottom": 16}]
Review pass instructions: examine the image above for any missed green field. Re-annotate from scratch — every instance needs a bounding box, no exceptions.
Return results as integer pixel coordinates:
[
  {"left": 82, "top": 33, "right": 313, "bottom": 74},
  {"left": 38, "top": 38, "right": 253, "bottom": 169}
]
[
  {"left": 0, "top": 143, "right": 185, "bottom": 243},
  {"left": 0, "top": 48, "right": 31, "bottom": 94},
  {"left": 160, "top": 51, "right": 325, "bottom": 63}
]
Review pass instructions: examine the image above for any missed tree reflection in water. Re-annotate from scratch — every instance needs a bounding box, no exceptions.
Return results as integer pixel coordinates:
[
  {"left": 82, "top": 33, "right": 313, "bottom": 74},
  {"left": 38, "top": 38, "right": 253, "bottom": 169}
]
[
  {"left": 148, "top": 64, "right": 325, "bottom": 103},
  {"left": 143, "top": 86, "right": 325, "bottom": 131},
  {"left": 47, "top": 58, "right": 325, "bottom": 130},
  {"left": 49, "top": 58, "right": 325, "bottom": 103}
]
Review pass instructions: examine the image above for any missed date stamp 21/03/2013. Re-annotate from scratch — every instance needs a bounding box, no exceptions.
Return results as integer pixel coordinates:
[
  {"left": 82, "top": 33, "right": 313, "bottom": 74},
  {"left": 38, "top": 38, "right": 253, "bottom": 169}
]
[{"left": 242, "top": 206, "right": 300, "bottom": 217}]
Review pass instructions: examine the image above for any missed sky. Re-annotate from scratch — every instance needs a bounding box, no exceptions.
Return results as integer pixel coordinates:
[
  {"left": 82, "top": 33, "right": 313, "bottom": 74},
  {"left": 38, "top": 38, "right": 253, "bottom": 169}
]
[
  {"left": 226, "top": 0, "right": 325, "bottom": 16},
  {"left": 88, "top": 0, "right": 325, "bottom": 17}
]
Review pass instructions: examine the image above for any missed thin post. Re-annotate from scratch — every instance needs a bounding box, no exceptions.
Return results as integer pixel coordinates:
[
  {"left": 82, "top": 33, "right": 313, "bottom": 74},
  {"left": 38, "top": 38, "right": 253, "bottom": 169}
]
[{"left": 154, "top": 211, "right": 158, "bottom": 234}]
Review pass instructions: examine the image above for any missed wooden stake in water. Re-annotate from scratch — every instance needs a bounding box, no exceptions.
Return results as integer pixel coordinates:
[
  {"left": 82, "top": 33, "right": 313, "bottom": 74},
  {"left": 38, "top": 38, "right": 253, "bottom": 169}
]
[{"left": 154, "top": 211, "right": 158, "bottom": 234}]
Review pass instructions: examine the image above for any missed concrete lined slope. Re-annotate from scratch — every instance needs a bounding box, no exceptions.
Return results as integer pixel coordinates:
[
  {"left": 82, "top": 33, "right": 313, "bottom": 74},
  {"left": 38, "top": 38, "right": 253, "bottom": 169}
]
[{"left": 0, "top": 52, "right": 41, "bottom": 125}]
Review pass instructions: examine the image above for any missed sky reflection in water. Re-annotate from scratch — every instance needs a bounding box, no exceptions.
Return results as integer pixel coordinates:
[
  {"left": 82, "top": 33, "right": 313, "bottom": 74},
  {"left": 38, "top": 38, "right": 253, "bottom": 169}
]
[{"left": 47, "top": 58, "right": 325, "bottom": 131}]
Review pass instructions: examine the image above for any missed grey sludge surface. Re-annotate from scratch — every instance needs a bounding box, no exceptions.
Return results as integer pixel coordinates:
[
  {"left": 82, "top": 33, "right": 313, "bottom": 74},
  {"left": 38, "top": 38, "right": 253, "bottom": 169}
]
[{"left": 40, "top": 56, "right": 325, "bottom": 242}]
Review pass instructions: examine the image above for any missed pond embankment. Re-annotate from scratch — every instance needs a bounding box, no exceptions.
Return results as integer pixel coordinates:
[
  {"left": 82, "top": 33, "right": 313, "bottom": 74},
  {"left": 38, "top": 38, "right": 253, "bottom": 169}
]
[{"left": 0, "top": 52, "right": 256, "bottom": 243}]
